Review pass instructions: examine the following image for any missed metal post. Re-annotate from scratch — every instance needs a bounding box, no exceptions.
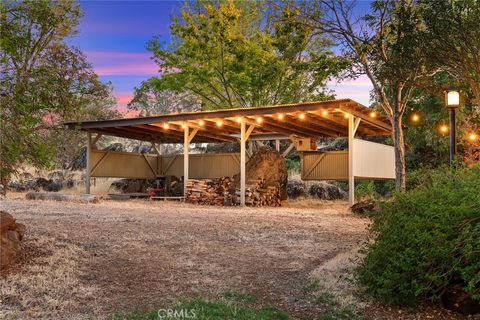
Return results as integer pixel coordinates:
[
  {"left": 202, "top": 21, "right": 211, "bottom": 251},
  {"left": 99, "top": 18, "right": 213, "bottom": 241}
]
[
  {"left": 184, "top": 126, "right": 189, "bottom": 200},
  {"left": 240, "top": 121, "right": 246, "bottom": 206},
  {"left": 449, "top": 108, "right": 456, "bottom": 166},
  {"left": 348, "top": 115, "right": 354, "bottom": 206},
  {"left": 86, "top": 132, "right": 91, "bottom": 194}
]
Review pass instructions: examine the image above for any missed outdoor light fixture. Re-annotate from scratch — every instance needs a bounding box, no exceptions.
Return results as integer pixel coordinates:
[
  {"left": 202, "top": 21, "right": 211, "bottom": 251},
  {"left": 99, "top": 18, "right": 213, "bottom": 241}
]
[
  {"left": 216, "top": 120, "right": 223, "bottom": 127},
  {"left": 181, "top": 124, "right": 186, "bottom": 129},
  {"left": 299, "top": 113, "right": 306, "bottom": 120},
  {"left": 322, "top": 110, "right": 328, "bottom": 116},
  {"left": 344, "top": 113, "right": 350, "bottom": 119},
  {"left": 440, "top": 124, "right": 449, "bottom": 134},
  {"left": 411, "top": 113, "right": 420, "bottom": 123},
  {"left": 469, "top": 132, "right": 478, "bottom": 142},
  {"left": 369, "top": 111, "right": 376, "bottom": 118},
  {"left": 444, "top": 88, "right": 462, "bottom": 166},
  {"left": 278, "top": 113, "right": 284, "bottom": 120},
  {"left": 199, "top": 120, "right": 205, "bottom": 126},
  {"left": 163, "top": 123, "right": 169, "bottom": 129},
  {"left": 256, "top": 117, "right": 263, "bottom": 124},
  {"left": 236, "top": 117, "right": 242, "bottom": 123}
]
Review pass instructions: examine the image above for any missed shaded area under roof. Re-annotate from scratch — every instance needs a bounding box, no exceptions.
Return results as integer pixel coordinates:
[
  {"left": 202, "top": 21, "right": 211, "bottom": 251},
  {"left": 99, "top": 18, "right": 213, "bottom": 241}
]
[{"left": 64, "top": 99, "right": 392, "bottom": 143}]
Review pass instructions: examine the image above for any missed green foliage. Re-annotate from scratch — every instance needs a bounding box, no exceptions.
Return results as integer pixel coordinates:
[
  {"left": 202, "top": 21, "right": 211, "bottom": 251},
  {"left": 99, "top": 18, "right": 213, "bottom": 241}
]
[
  {"left": 312, "top": 291, "right": 364, "bottom": 320},
  {"left": 357, "top": 166, "right": 480, "bottom": 306},
  {"left": 0, "top": 0, "right": 116, "bottom": 176},
  {"left": 354, "top": 181, "right": 377, "bottom": 201},
  {"left": 109, "top": 298, "right": 287, "bottom": 320},
  {"left": 303, "top": 279, "right": 320, "bottom": 293},
  {"left": 223, "top": 290, "right": 256, "bottom": 303},
  {"left": 140, "top": 0, "right": 347, "bottom": 111}
]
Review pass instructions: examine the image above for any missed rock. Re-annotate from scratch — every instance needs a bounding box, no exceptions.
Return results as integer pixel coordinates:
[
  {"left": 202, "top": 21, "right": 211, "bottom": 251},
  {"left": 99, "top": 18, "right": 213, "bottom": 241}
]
[
  {"left": 47, "top": 170, "right": 64, "bottom": 181},
  {"left": 308, "top": 181, "right": 347, "bottom": 200},
  {"left": 104, "top": 143, "right": 124, "bottom": 152},
  {"left": 0, "top": 211, "right": 25, "bottom": 273},
  {"left": 287, "top": 180, "right": 307, "bottom": 199},
  {"left": 7, "top": 180, "right": 28, "bottom": 192},
  {"left": 132, "top": 145, "right": 154, "bottom": 154},
  {"left": 350, "top": 200, "right": 377, "bottom": 214},
  {"left": 205, "top": 142, "right": 240, "bottom": 153},
  {"left": 235, "top": 147, "right": 288, "bottom": 200},
  {"left": 441, "top": 282, "right": 480, "bottom": 315},
  {"left": 110, "top": 179, "right": 153, "bottom": 194},
  {"left": 26, "top": 192, "right": 99, "bottom": 203}
]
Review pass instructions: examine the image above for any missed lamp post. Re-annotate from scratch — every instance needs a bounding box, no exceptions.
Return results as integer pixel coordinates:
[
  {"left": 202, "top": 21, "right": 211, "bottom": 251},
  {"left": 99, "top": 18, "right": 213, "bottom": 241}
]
[{"left": 444, "top": 89, "right": 461, "bottom": 166}]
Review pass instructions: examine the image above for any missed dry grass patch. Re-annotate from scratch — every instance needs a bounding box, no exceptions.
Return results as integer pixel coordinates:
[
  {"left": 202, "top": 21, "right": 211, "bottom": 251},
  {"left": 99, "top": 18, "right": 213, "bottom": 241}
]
[{"left": 0, "top": 235, "right": 100, "bottom": 319}]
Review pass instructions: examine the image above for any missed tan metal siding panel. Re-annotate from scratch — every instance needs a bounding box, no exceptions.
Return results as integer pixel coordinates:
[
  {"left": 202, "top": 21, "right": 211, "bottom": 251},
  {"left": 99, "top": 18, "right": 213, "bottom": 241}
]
[
  {"left": 301, "top": 151, "right": 349, "bottom": 180},
  {"left": 353, "top": 139, "right": 395, "bottom": 179},
  {"left": 90, "top": 150, "right": 158, "bottom": 178}
]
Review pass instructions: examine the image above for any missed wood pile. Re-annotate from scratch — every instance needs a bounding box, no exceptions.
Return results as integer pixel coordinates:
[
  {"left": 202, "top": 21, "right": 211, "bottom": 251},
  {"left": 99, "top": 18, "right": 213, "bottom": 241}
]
[{"left": 185, "top": 177, "right": 281, "bottom": 207}]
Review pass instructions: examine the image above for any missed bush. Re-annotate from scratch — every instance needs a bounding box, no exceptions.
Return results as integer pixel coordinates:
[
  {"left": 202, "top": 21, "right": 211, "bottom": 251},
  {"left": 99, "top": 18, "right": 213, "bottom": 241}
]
[{"left": 357, "top": 166, "right": 480, "bottom": 306}]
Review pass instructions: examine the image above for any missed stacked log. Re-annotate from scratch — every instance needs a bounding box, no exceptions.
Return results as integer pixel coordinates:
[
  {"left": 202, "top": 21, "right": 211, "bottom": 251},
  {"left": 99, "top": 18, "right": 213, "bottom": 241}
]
[{"left": 185, "top": 177, "right": 280, "bottom": 207}]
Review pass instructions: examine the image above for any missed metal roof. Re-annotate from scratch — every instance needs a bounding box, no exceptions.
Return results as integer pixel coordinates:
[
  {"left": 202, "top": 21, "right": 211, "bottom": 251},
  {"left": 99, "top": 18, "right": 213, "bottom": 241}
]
[{"left": 65, "top": 99, "right": 392, "bottom": 143}]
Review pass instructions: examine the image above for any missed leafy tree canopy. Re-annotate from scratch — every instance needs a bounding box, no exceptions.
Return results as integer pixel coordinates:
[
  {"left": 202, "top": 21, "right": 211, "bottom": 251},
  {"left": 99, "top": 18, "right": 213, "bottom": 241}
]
[
  {"left": 137, "top": 0, "right": 348, "bottom": 111},
  {"left": 0, "top": 0, "right": 117, "bottom": 177}
]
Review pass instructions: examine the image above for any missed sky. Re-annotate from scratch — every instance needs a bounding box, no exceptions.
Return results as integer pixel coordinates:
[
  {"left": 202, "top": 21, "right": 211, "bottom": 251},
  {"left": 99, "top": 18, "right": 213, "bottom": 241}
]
[{"left": 69, "top": 1, "right": 373, "bottom": 113}]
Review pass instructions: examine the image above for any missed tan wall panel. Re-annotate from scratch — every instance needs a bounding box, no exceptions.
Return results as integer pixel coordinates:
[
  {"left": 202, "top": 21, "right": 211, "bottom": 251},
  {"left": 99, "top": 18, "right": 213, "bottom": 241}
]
[
  {"left": 161, "top": 153, "right": 245, "bottom": 178},
  {"left": 301, "top": 151, "right": 349, "bottom": 180},
  {"left": 90, "top": 150, "right": 158, "bottom": 178},
  {"left": 353, "top": 139, "right": 395, "bottom": 179},
  {"left": 90, "top": 151, "right": 244, "bottom": 179}
]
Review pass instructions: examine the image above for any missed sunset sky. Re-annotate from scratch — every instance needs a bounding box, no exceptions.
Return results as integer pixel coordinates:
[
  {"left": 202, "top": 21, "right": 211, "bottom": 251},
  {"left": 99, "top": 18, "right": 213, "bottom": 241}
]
[{"left": 69, "top": 1, "right": 373, "bottom": 112}]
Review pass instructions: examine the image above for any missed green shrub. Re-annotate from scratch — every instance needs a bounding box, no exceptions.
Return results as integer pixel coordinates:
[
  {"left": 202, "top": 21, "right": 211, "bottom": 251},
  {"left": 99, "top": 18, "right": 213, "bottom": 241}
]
[{"left": 357, "top": 166, "right": 480, "bottom": 306}]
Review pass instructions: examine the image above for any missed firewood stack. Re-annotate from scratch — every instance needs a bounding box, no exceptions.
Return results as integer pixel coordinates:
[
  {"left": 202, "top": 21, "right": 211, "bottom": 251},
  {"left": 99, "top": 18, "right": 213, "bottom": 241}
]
[{"left": 185, "top": 177, "right": 281, "bottom": 207}]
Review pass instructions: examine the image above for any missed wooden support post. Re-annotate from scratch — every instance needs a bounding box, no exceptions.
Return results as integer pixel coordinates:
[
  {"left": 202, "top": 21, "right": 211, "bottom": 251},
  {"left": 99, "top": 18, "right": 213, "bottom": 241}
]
[
  {"left": 240, "top": 122, "right": 246, "bottom": 206},
  {"left": 184, "top": 126, "right": 189, "bottom": 201},
  {"left": 86, "top": 132, "right": 91, "bottom": 194},
  {"left": 348, "top": 114, "right": 355, "bottom": 206},
  {"left": 275, "top": 139, "right": 280, "bottom": 152}
]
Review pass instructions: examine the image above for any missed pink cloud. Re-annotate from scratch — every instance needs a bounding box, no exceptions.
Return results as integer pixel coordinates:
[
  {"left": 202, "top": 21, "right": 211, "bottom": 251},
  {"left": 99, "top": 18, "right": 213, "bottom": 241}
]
[
  {"left": 84, "top": 51, "right": 158, "bottom": 76},
  {"left": 116, "top": 93, "right": 134, "bottom": 105},
  {"left": 94, "top": 63, "right": 158, "bottom": 76}
]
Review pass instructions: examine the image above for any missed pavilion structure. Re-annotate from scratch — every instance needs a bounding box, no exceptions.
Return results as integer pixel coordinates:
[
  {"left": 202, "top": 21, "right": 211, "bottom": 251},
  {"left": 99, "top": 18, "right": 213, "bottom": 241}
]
[{"left": 65, "top": 99, "right": 395, "bottom": 205}]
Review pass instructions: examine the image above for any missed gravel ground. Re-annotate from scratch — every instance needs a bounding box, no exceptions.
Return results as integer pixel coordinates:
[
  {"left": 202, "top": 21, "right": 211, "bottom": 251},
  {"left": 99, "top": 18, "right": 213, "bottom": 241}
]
[{"left": 0, "top": 196, "right": 471, "bottom": 319}]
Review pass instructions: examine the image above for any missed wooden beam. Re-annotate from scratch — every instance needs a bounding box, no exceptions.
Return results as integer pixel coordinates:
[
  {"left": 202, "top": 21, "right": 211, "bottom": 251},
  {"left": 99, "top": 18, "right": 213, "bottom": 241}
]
[
  {"left": 282, "top": 143, "right": 295, "bottom": 158},
  {"left": 282, "top": 114, "right": 338, "bottom": 137},
  {"left": 338, "top": 105, "right": 392, "bottom": 132},
  {"left": 348, "top": 115, "right": 355, "bottom": 206},
  {"left": 240, "top": 121, "right": 247, "bottom": 206},
  {"left": 184, "top": 126, "right": 189, "bottom": 201},
  {"left": 86, "top": 132, "right": 91, "bottom": 194}
]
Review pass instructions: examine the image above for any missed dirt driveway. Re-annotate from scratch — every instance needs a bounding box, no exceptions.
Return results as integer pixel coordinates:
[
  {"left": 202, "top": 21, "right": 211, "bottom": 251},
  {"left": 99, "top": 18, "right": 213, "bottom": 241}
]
[{"left": 1, "top": 198, "right": 368, "bottom": 319}]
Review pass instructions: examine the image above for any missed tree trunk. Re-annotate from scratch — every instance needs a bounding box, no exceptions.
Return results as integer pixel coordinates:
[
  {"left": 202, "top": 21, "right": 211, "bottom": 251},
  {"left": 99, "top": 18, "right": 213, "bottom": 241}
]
[{"left": 392, "top": 115, "right": 406, "bottom": 191}]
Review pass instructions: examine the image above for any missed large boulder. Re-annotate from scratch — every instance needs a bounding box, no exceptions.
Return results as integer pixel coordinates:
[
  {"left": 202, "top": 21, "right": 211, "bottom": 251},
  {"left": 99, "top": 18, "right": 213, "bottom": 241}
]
[
  {"left": 0, "top": 211, "right": 25, "bottom": 273},
  {"left": 308, "top": 181, "right": 347, "bottom": 200},
  {"left": 237, "top": 147, "right": 288, "bottom": 200},
  {"left": 286, "top": 180, "right": 307, "bottom": 199}
]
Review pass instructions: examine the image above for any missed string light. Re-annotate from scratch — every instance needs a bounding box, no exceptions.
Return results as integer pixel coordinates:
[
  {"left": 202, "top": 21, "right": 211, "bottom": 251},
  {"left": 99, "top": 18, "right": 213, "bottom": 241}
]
[
  {"left": 216, "top": 120, "right": 223, "bottom": 127},
  {"left": 236, "top": 117, "right": 242, "bottom": 123},
  {"left": 163, "top": 123, "right": 169, "bottom": 129},
  {"left": 369, "top": 111, "right": 377, "bottom": 118},
  {"left": 468, "top": 132, "right": 478, "bottom": 142},
  {"left": 199, "top": 120, "right": 205, "bottom": 126},
  {"left": 411, "top": 113, "right": 420, "bottom": 123},
  {"left": 299, "top": 113, "right": 306, "bottom": 120},
  {"left": 344, "top": 113, "right": 350, "bottom": 119},
  {"left": 181, "top": 124, "right": 186, "bottom": 129},
  {"left": 440, "top": 124, "right": 449, "bottom": 134},
  {"left": 322, "top": 110, "right": 328, "bottom": 116},
  {"left": 278, "top": 113, "right": 284, "bottom": 120},
  {"left": 256, "top": 117, "right": 263, "bottom": 124}
]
